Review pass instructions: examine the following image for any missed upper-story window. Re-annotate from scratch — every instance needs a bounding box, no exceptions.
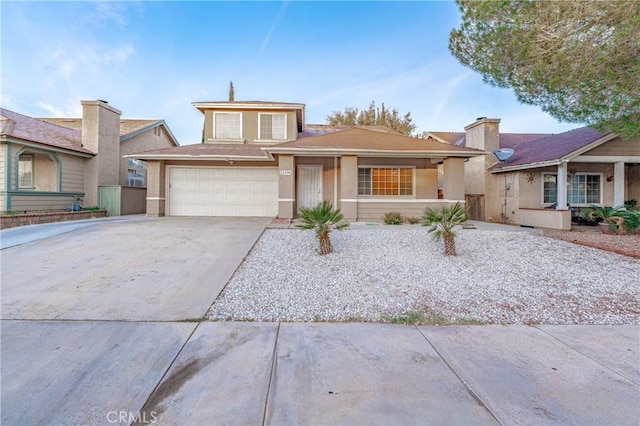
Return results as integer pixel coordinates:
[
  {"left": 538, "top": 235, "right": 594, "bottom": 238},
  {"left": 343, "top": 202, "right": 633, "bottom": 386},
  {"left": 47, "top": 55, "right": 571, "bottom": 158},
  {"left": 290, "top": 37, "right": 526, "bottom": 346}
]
[
  {"left": 259, "top": 113, "right": 286, "bottom": 140},
  {"left": 214, "top": 112, "right": 242, "bottom": 139}
]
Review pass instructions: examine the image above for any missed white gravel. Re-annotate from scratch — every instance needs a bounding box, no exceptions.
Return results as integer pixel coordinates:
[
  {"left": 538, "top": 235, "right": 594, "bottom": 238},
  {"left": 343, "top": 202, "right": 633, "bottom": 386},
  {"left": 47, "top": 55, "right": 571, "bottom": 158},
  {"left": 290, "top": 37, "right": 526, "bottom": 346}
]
[{"left": 206, "top": 227, "right": 640, "bottom": 325}]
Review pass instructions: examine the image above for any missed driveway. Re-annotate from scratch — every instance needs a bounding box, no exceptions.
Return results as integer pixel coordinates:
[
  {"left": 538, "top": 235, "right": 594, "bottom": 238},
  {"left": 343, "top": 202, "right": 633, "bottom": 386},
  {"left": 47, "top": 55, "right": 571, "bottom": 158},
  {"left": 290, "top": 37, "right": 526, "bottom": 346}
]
[{"left": 0, "top": 216, "right": 270, "bottom": 321}]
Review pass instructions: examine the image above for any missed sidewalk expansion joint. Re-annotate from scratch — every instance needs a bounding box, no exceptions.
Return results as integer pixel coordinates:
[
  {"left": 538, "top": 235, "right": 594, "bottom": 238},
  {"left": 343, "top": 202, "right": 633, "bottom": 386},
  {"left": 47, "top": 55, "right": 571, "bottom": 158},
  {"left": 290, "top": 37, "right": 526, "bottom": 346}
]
[
  {"left": 534, "top": 326, "right": 640, "bottom": 386},
  {"left": 262, "top": 321, "right": 281, "bottom": 426},
  {"left": 414, "top": 325, "right": 503, "bottom": 425}
]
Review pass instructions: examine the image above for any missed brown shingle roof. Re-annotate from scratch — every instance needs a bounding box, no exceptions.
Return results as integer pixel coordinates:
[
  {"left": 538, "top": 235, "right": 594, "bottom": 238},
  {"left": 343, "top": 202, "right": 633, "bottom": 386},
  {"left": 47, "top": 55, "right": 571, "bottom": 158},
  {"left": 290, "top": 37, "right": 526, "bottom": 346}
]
[
  {"left": 0, "top": 108, "right": 93, "bottom": 155},
  {"left": 126, "top": 143, "right": 272, "bottom": 160},
  {"left": 267, "top": 128, "right": 483, "bottom": 157},
  {"left": 39, "top": 117, "right": 161, "bottom": 138}
]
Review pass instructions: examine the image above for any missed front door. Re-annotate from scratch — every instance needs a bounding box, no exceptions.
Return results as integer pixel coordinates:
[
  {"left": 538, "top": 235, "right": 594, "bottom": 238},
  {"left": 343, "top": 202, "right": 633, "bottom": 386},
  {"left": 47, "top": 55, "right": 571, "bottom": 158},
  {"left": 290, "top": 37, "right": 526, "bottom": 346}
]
[{"left": 297, "top": 165, "right": 323, "bottom": 213}]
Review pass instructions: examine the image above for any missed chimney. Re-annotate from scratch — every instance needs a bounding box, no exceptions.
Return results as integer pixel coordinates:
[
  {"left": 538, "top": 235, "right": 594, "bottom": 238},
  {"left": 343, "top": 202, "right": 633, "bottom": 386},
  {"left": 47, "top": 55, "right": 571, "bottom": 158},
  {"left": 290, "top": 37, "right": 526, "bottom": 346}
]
[
  {"left": 81, "top": 100, "right": 122, "bottom": 206},
  {"left": 464, "top": 117, "right": 500, "bottom": 152}
]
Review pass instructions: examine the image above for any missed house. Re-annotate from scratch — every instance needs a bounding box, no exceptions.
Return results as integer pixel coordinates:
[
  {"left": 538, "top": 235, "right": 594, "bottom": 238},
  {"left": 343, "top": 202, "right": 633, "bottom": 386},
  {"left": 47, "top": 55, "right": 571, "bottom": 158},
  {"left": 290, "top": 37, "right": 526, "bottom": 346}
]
[
  {"left": 0, "top": 100, "right": 179, "bottom": 215},
  {"left": 127, "top": 101, "right": 484, "bottom": 221},
  {"left": 428, "top": 118, "right": 640, "bottom": 230}
]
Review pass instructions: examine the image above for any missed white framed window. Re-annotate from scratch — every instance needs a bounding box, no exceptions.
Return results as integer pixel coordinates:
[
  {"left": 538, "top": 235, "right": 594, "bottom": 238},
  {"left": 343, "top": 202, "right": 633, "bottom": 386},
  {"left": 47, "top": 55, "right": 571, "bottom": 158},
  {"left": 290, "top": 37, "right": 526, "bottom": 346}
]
[
  {"left": 214, "top": 112, "right": 242, "bottom": 139},
  {"left": 127, "top": 158, "right": 146, "bottom": 188},
  {"left": 542, "top": 172, "right": 602, "bottom": 205},
  {"left": 358, "top": 167, "right": 414, "bottom": 196},
  {"left": 18, "top": 154, "right": 34, "bottom": 189},
  {"left": 259, "top": 113, "right": 286, "bottom": 140}
]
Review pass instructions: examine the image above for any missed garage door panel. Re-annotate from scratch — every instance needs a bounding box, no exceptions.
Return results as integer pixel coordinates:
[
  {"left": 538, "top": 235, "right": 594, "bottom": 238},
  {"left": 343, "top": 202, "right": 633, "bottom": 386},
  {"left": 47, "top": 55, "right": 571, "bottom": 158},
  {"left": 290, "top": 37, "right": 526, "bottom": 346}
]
[{"left": 169, "top": 167, "right": 278, "bottom": 217}]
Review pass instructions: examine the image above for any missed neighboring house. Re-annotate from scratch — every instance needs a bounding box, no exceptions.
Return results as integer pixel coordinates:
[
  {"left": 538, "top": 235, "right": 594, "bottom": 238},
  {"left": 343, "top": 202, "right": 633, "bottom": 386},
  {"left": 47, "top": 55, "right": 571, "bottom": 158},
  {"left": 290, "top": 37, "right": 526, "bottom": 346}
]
[
  {"left": 0, "top": 100, "right": 179, "bottom": 215},
  {"left": 127, "top": 101, "right": 483, "bottom": 221},
  {"left": 428, "top": 118, "right": 640, "bottom": 230}
]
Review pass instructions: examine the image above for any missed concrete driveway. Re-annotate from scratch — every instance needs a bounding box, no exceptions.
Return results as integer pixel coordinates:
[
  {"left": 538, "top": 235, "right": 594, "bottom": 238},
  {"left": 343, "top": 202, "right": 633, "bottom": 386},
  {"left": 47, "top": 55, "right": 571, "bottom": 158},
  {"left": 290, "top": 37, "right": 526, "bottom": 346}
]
[{"left": 1, "top": 216, "right": 270, "bottom": 321}]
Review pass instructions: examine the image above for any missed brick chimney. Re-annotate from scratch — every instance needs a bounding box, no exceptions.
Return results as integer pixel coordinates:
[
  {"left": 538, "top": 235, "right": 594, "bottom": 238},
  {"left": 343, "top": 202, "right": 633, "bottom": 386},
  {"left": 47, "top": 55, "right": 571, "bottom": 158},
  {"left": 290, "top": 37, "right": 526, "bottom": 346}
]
[{"left": 81, "top": 100, "right": 122, "bottom": 206}]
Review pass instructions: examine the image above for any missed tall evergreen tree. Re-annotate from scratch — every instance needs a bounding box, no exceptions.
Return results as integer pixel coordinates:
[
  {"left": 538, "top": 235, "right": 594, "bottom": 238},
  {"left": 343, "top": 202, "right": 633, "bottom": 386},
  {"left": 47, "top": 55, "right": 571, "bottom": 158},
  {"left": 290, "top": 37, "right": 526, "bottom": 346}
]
[
  {"left": 228, "top": 81, "right": 235, "bottom": 101},
  {"left": 449, "top": 0, "right": 640, "bottom": 139}
]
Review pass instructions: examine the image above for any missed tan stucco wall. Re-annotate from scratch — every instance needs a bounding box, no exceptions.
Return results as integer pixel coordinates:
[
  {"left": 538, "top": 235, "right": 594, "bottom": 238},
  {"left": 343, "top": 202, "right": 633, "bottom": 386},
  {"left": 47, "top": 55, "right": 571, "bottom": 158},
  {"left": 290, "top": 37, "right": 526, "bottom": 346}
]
[
  {"left": 82, "top": 100, "right": 122, "bottom": 205},
  {"left": 145, "top": 160, "right": 165, "bottom": 216},
  {"left": 203, "top": 109, "right": 298, "bottom": 143},
  {"left": 278, "top": 155, "right": 295, "bottom": 219},
  {"left": 119, "top": 126, "right": 176, "bottom": 187},
  {"left": 442, "top": 157, "right": 465, "bottom": 201},
  {"left": 340, "top": 155, "right": 358, "bottom": 220},
  {"left": 357, "top": 200, "right": 464, "bottom": 222}
]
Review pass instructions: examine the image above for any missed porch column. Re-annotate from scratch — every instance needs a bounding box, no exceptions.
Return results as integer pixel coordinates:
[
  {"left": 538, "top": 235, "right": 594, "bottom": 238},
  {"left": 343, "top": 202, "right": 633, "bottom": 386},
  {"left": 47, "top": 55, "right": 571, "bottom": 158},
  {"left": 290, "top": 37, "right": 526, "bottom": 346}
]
[
  {"left": 278, "top": 155, "right": 295, "bottom": 219},
  {"left": 340, "top": 155, "right": 358, "bottom": 221},
  {"left": 146, "top": 160, "right": 165, "bottom": 217},
  {"left": 556, "top": 161, "right": 567, "bottom": 210},
  {"left": 442, "top": 157, "right": 465, "bottom": 201},
  {"left": 614, "top": 161, "right": 625, "bottom": 207}
]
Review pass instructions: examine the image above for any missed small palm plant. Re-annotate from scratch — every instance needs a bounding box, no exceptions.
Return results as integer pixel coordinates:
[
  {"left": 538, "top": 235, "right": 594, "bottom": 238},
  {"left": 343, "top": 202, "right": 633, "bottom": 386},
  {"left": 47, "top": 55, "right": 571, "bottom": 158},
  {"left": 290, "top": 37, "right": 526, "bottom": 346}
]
[
  {"left": 422, "top": 202, "right": 468, "bottom": 256},
  {"left": 297, "top": 200, "right": 349, "bottom": 255}
]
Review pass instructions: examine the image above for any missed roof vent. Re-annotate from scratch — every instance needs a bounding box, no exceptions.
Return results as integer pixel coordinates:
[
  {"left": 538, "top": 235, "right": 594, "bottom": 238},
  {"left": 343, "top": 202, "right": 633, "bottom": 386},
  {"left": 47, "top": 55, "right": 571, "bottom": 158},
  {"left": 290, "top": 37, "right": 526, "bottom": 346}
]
[
  {"left": 476, "top": 116, "right": 486, "bottom": 121},
  {"left": 97, "top": 99, "right": 109, "bottom": 104}
]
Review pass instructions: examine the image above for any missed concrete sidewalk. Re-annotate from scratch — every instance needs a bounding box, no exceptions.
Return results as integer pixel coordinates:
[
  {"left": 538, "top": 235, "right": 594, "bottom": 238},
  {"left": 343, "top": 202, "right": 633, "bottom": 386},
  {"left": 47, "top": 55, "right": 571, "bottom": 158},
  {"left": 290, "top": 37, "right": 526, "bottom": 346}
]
[{"left": 2, "top": 321, "right": 637, "bottom": 425}]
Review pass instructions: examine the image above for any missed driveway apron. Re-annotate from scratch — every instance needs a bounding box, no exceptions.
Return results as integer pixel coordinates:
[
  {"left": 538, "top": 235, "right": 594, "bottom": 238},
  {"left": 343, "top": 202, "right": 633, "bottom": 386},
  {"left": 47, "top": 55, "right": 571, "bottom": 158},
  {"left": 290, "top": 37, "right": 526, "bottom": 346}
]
[{"left": 1, "top": 217, "right": 269, "bottom": 321}]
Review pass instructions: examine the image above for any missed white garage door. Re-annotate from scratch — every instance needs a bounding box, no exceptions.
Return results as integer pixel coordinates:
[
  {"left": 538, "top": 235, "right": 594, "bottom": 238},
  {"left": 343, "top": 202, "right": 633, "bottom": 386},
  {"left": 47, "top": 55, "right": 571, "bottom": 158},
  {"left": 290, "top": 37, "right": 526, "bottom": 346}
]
[{"left": 168, "top": 167, "right": 279, "bottom": 217}]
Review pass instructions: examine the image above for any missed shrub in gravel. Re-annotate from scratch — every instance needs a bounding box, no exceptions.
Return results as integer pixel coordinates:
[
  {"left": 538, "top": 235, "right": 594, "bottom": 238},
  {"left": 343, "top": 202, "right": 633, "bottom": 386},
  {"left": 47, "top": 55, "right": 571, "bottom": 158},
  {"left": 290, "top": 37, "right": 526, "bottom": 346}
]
[
  {"left": 383, "top": 211, "right": 404, "bottom": 225},
  {"left": 404, "top": 216, "right": 421, "bottom": 225},
  {"left": 298, "top": 200, "right": 349, "bottom": 255},
  {"left": 422, "top": 202, "right": 468, "bottom": 256}
]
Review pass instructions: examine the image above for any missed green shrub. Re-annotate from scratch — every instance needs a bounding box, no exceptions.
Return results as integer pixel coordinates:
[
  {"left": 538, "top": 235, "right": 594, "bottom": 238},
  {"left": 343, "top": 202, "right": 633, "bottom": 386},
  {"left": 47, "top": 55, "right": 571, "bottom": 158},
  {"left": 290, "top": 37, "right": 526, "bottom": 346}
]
[
  {"left": 404, "top": 216, "right": 420, "bottom": 224},
  {"left": 383, "top": 211, "right": 404, "bottom": 225},
  {"left": 81, "top": 206, "right": 101, "bottom": 211},
  {"left": 1, "top": 210, "right": 20, "bottom": 216}
]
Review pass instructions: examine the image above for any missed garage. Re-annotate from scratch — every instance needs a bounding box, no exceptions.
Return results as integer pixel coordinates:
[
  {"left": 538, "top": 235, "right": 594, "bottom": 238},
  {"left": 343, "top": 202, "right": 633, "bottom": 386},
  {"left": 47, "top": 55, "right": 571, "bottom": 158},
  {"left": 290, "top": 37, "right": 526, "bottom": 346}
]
[{"left": 168, "top": 167, "right": 279, "bottom": 217}]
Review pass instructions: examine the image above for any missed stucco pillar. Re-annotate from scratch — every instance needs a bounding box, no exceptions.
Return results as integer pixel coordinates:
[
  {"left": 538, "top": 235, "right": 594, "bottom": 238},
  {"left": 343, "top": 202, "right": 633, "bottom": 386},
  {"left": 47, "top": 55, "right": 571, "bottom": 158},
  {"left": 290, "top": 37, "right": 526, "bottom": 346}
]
[
  {"left": 442, "top": 157, "right": 465, "bottom": 201},
  {"left": 556, "top": 161, "right": 567, "bottom": 210},
  {"left": 278, "top": 155, "right": 295, "bottom": 219},
  {"left": 613, "top": 162, "right": 625, "bottom": 207},
  {"left": 146, "top": 160, "right": 165, "bottom": 216},
  {"left": 339, "top": 155, "right": 358, "bottom": 221}
]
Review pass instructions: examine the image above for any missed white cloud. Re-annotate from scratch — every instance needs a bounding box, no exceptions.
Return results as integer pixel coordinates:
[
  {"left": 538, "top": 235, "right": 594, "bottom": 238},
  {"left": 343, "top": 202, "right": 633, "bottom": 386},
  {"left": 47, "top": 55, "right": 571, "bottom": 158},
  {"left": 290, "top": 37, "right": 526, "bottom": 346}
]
[{"left": 259, "top": 1, "right": 289, "bottom": 55}]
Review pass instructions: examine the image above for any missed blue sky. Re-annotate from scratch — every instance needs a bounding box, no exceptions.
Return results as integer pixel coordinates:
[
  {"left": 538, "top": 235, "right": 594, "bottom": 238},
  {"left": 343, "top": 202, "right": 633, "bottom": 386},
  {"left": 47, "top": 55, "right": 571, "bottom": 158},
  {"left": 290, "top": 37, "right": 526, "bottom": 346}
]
[{"left": 1, "top": 1, "right": 577, "bottom": 145}]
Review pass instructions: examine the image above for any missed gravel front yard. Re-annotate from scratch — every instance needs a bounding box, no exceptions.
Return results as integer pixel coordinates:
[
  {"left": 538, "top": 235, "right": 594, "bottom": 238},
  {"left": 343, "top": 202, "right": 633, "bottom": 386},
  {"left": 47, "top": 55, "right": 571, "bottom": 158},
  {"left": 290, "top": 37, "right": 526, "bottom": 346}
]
[{"left": 207, "top": 227, "right": 640, "bottom": 325}]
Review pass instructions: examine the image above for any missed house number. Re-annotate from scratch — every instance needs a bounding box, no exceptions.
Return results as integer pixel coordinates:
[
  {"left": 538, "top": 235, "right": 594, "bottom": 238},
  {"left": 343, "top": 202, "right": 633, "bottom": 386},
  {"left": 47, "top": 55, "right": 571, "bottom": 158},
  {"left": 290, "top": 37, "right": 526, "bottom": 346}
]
[{"left": 279, "top": 170, "right": 292, "bottom": 175}]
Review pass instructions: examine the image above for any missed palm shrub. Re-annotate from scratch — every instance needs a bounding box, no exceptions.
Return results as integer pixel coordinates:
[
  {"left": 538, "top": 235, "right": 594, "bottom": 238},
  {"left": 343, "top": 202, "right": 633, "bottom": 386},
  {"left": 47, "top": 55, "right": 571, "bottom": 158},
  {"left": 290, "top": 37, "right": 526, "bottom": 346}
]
[
  {"left": 297, "top": 200, "right": 348, "bottom": 255},
  {"left": 581, "top": 205, "right": 640, "bottom": 234},
  {"left": 422, "top": 202, "right": 468, "bottom": 256}
]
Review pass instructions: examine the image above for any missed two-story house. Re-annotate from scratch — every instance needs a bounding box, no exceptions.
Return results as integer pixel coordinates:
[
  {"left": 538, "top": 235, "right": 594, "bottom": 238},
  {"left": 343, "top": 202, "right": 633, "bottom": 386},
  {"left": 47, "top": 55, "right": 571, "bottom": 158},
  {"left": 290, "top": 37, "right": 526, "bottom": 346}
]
[{"left": 127, "top": 100, "right": 483, "bottom": 221}]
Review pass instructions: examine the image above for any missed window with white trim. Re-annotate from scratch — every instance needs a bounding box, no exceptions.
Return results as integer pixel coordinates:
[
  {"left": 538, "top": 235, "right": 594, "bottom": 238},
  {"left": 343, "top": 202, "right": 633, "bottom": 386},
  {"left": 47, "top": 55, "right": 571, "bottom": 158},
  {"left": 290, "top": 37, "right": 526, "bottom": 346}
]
[
  {"left": 18, "top": 154, "right": 34, "bottom": 189},
  {"left": 259, "top": 113, "right": 286, "bottom": 140},
  {"left": 542, "top": 173, "right": 601, "bottom": 204},
  {"left": 214, "top": 112, "right": 242, "bottom": 139},
  {"left": 358, "top": 167, "right": 413, "bottom": 196}
]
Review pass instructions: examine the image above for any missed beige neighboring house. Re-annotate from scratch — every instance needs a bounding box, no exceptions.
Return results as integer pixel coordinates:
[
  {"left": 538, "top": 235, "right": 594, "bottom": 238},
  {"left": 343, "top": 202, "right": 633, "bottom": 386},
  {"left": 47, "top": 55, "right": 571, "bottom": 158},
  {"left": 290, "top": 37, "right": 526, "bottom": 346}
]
[
  {"left": 429, "top": 118, "right": 640, "bottom": 230},
  {"left": 0, "top": 100, "right": 179, "bottom": 215},
  {"left": 127, "top": 100, "right": 483, "bottom": 221}
]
